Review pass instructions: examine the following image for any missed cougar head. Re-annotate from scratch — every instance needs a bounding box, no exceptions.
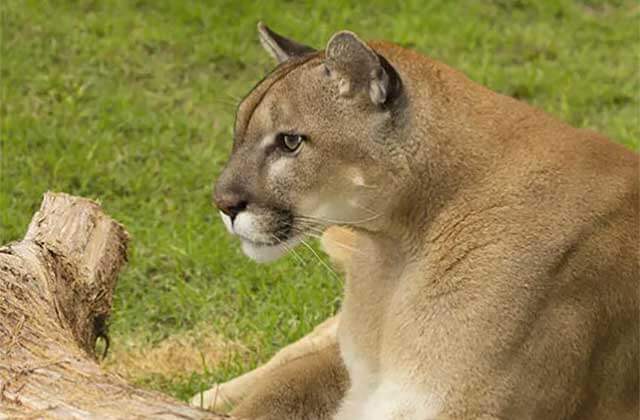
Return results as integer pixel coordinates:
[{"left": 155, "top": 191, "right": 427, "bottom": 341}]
[{"left": 214, "top": 23, "right": 405, "bottom": 262}]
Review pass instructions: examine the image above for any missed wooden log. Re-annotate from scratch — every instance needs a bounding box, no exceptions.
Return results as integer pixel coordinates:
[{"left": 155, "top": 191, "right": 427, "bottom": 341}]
[{"left": 0, "top": 192, "right": 228, "bottom": 419}]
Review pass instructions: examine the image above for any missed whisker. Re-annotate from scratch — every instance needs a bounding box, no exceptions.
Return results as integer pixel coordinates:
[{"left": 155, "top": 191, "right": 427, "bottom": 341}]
[
  {"left": 295, "top": 212, "right": 382, "bottom": 226},
  {"left": 292, "top": 216, "right": 328, "bottom": 226},
  {"left": 303, "top": 231, "right": 367, "bottom": 257},
  {"left": 271, "top": 234, "right": 306, "bottom": 266},
  {"left": 289, "top": 224, "right": 330, "bottom": 241},
  {"left": 299, "top": 238, "right": 340, "bottom": 282},
  {"left": 356, "top": 184, "right": 379, "bottom": 190},
  {"left": 349, "top": 200, "right": 380, "bottom": 217},
  {"left": 287, "top": 244, "right": 307, "bottom": 267},
  {"left": 292, "top": 222, "right": 326, "bottom": 235}
]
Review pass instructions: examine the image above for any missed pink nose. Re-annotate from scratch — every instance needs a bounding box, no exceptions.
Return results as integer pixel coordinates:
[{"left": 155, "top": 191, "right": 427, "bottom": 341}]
[{"left": 214, "top": 191, "right": 247, "bottom": 221}]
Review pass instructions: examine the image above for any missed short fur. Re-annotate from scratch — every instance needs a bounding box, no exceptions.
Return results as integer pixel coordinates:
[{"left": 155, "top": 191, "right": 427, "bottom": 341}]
[{"left": 207, "top": 24, "right": 639, "bottom": 419}]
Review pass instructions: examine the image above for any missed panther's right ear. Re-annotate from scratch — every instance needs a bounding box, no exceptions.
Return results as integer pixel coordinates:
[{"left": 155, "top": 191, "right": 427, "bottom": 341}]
[
  {"left": 325, "top": 31, "right": 401, "bottom": 106},
  {"left": 257, "top": 22, "right": 316, "bottom": 63}
]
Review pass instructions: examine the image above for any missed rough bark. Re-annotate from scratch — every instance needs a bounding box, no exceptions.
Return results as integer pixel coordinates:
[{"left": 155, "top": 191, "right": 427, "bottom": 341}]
[{"left": 0, "top": 192, "right": 228, "bottom": 419}]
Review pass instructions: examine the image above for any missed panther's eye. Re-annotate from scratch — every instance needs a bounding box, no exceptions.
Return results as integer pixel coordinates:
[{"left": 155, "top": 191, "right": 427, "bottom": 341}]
[{"left": 277, "top": 133, "right": 306, "bottom": 153}]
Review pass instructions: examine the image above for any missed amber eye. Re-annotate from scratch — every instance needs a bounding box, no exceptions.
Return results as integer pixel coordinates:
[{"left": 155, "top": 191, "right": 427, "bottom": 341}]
[{"left": 277, "top": 133, "right": 306, "bottom": 153}]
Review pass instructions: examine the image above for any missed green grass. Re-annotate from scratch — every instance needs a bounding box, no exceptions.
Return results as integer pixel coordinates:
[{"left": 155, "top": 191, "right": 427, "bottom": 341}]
[{"left": 1, "top": 0, "right": 638, "bottom": 402}]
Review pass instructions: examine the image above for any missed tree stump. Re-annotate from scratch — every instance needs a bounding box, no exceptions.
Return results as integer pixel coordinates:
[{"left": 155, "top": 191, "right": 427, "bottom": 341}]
[{"left": 0, "top": 192, "right": 228, "bottom": 419}]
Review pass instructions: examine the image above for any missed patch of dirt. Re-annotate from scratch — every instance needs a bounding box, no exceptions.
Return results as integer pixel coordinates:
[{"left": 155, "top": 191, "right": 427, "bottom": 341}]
[{"left": 102, "top": 324, "right": 245, "bottom": 381}]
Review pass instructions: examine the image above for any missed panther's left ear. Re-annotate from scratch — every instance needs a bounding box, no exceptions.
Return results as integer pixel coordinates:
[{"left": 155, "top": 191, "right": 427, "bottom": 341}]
[
  {"left": 325, "top": 31, "right": 401, "bottom": 106},
  {"left": 257, "top": 22, "right": 316, "bottom": 63}
]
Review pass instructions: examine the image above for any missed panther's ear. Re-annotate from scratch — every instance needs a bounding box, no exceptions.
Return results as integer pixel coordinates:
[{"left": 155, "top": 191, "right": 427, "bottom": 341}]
[
  {"left": 325, "top": 31, "right": 400, "bottom": 106},
  {"left": 257, "top": 22, "right": 316, "bottom": 63}
]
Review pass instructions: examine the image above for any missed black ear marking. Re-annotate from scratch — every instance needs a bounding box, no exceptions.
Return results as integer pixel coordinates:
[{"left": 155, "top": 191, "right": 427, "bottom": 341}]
[
  {"left": 376, "top": 53, "right": 403, "bottom": 107},
  {"left": 258, "top": 22, "right": 316, "bottom": 63}
]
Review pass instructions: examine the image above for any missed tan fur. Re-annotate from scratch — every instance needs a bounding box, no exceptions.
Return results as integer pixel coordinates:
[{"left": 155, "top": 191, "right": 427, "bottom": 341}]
[
  {"left": 191, "top": 315, "right": 344, "bottom": 416},
  {"left": 232, "top": 341, "right": 347, "bottom": 420},
  {"left": 321, "top": 226, "right": 357, "bottom": 272},
  {"left": 202, "top": 25, "right": 639, "bottom": 419}
]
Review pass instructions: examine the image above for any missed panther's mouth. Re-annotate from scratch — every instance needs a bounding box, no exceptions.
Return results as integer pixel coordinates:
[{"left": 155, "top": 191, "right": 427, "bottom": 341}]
[
  {"left": 219, "top": 209, "right": 306, "bottom": 263},
  {"left": 239, "top": 234, "right": 303, "bottom": 263}
]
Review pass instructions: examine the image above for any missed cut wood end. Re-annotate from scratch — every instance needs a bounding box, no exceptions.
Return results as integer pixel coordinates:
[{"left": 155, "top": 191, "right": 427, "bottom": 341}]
[
  {"left": 24, "top": 191, "right": 130, "bottom": 288},
  {"left": 18, "top": 191, "right": 131, "bottom": 355}
]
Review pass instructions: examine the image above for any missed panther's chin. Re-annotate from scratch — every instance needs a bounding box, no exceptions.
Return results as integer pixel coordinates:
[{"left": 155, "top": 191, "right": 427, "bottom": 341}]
[{"left": 240, "top": 235, "right": 302, "bottom": 263}]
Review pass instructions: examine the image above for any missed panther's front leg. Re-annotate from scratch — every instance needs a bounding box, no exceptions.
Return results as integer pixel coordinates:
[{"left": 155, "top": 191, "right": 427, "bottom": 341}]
[
  {"left": 232, "top": 340, "right": 348, "bottom": 420},
  {"left": 191, "top": 315, "right": 343, "bottom": 415}
]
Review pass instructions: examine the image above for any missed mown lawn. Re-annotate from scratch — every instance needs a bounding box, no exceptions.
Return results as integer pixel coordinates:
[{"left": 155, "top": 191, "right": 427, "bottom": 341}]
[{"left": 2, "top": 0, "right": 638, "bottom": 402}]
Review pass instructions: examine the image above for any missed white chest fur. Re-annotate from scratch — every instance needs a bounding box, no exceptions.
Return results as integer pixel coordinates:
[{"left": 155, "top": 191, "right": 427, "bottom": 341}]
[
  {"left": 336, "top": 322, "right": 442, "bottom": 420},
  {"left": 335, "top": 236, "right": 443, "bottom": 420}
]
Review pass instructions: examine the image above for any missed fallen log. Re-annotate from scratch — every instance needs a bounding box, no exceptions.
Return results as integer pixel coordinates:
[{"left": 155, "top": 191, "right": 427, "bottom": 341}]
[{"left": 0, "top": 192, "right": 228, "bottom": 419}]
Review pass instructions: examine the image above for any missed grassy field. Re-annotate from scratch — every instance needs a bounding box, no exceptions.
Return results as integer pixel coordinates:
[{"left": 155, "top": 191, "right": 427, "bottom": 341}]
[{"left": 2, "top": 0, "right": 638, "bottom": 403}]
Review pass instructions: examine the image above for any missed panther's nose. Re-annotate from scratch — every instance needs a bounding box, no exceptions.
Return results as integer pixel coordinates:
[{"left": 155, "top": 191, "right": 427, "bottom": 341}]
[{"left": 215, "top": 191, "right": 248, "bottom": 223}]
